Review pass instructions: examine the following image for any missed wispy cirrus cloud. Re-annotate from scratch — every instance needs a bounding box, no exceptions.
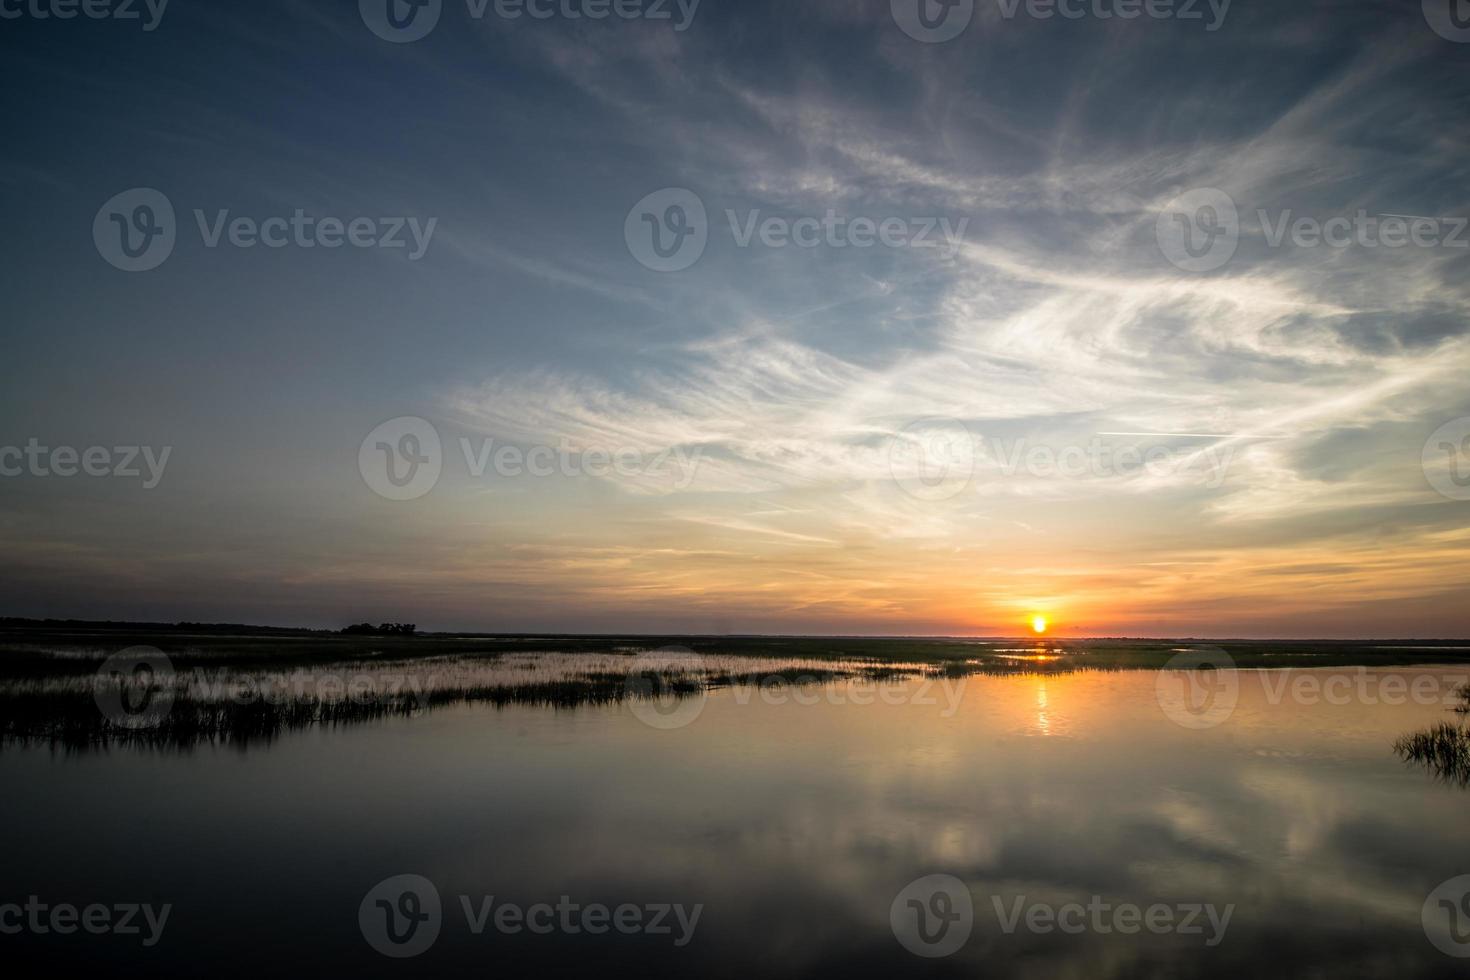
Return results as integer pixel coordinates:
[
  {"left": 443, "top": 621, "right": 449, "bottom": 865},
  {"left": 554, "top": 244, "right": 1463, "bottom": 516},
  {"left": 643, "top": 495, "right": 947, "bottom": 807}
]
[{"left": 2, "top": 0, "right": 1466, "bottom": 633}]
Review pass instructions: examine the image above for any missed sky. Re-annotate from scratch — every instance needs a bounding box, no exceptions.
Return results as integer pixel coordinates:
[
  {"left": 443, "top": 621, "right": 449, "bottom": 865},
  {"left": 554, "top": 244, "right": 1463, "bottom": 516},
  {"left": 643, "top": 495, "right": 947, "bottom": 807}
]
[{"left": 1, "top": 0, "right": 1468, "bottom": 637}]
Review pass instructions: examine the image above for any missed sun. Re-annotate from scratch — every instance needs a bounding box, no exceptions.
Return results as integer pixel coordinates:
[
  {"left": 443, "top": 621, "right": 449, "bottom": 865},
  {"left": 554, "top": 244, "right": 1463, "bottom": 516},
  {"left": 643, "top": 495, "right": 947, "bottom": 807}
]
[{"left": 1031, "top": 615, "right": 1048, "bottom": 634}]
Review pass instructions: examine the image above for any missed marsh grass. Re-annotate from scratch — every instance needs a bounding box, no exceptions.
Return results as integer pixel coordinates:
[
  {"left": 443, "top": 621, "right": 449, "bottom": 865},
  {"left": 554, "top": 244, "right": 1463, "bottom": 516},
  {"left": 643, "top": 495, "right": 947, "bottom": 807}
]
[
  {"left": 0, "top": 649, "right": 951, "bottom": 749},
  {"left": 1394, "top": 683, "right": 1470, "bottom": 787},
  {"left": 1454, "top": 683, "right": 1470, "bottom": 713},
  {"left": 7, "top": 626, "right": 1470, "bottom": 750},
  {"left": 0, "top": 679, "right": 648, "bottom": 749},
  {"left": 1394, "top": 723, "right": 1470, "bottom": 788}
]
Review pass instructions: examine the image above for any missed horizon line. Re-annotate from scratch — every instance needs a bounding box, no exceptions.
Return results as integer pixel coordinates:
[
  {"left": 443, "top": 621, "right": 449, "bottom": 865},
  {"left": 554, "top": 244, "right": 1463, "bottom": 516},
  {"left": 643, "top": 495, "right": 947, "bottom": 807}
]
[{"left": 3, "top": 615, "right": 1470, "bottom": 644}]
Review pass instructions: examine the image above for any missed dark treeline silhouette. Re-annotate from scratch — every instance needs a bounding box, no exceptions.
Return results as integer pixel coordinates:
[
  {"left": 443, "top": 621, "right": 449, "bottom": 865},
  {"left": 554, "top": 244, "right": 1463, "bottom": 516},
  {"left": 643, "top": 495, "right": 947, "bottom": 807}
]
[
  {"left": 0, "top": 617, "right": 328, "bottom": 636},
  {"left": 340, "top": 622, "right": 417, "bottom": 637}
]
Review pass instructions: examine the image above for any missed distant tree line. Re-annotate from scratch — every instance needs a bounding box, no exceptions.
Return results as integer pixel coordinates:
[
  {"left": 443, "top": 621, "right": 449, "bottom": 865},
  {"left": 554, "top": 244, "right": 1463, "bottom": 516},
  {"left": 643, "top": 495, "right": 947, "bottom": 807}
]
[
  {"left": 340, "top": 622, "right": 418, "bottom": 636},
  {"left": 0, "top": 618, "right": 330, "bottom": 636}
]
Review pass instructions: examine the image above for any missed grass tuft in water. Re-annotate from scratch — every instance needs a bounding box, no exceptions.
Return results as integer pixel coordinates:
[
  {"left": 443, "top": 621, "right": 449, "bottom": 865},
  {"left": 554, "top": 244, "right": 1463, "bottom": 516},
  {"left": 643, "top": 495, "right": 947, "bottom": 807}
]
[{"left": 1394, "top": 722, "right": 1470, "bottom": 788}]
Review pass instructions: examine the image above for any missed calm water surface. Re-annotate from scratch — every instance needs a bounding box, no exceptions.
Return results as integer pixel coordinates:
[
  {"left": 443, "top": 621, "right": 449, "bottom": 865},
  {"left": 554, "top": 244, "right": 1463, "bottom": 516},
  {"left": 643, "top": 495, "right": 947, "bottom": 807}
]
[{"left": 2, "top": 666, "right": 1468, "bottom": 977}]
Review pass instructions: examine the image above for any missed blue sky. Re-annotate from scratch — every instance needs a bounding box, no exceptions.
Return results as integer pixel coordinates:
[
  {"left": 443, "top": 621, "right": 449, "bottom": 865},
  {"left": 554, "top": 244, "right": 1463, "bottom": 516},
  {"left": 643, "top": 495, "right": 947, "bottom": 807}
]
[{"left": 1, "top": 0, "right": 1468, "bottom": 635}]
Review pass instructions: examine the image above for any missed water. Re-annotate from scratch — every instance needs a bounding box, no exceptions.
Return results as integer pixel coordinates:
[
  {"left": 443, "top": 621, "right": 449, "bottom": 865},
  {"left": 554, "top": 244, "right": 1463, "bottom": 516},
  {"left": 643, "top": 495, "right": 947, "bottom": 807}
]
[{"left": 2, "top": 666, "right": 1468, "bottom": 977}]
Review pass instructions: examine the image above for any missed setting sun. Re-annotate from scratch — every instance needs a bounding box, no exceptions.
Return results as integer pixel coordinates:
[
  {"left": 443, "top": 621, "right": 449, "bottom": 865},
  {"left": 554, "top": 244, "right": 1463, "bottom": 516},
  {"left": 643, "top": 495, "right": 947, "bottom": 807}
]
[{"left": 1031, "top": 615, "right": 1048, "bottom": 634}]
